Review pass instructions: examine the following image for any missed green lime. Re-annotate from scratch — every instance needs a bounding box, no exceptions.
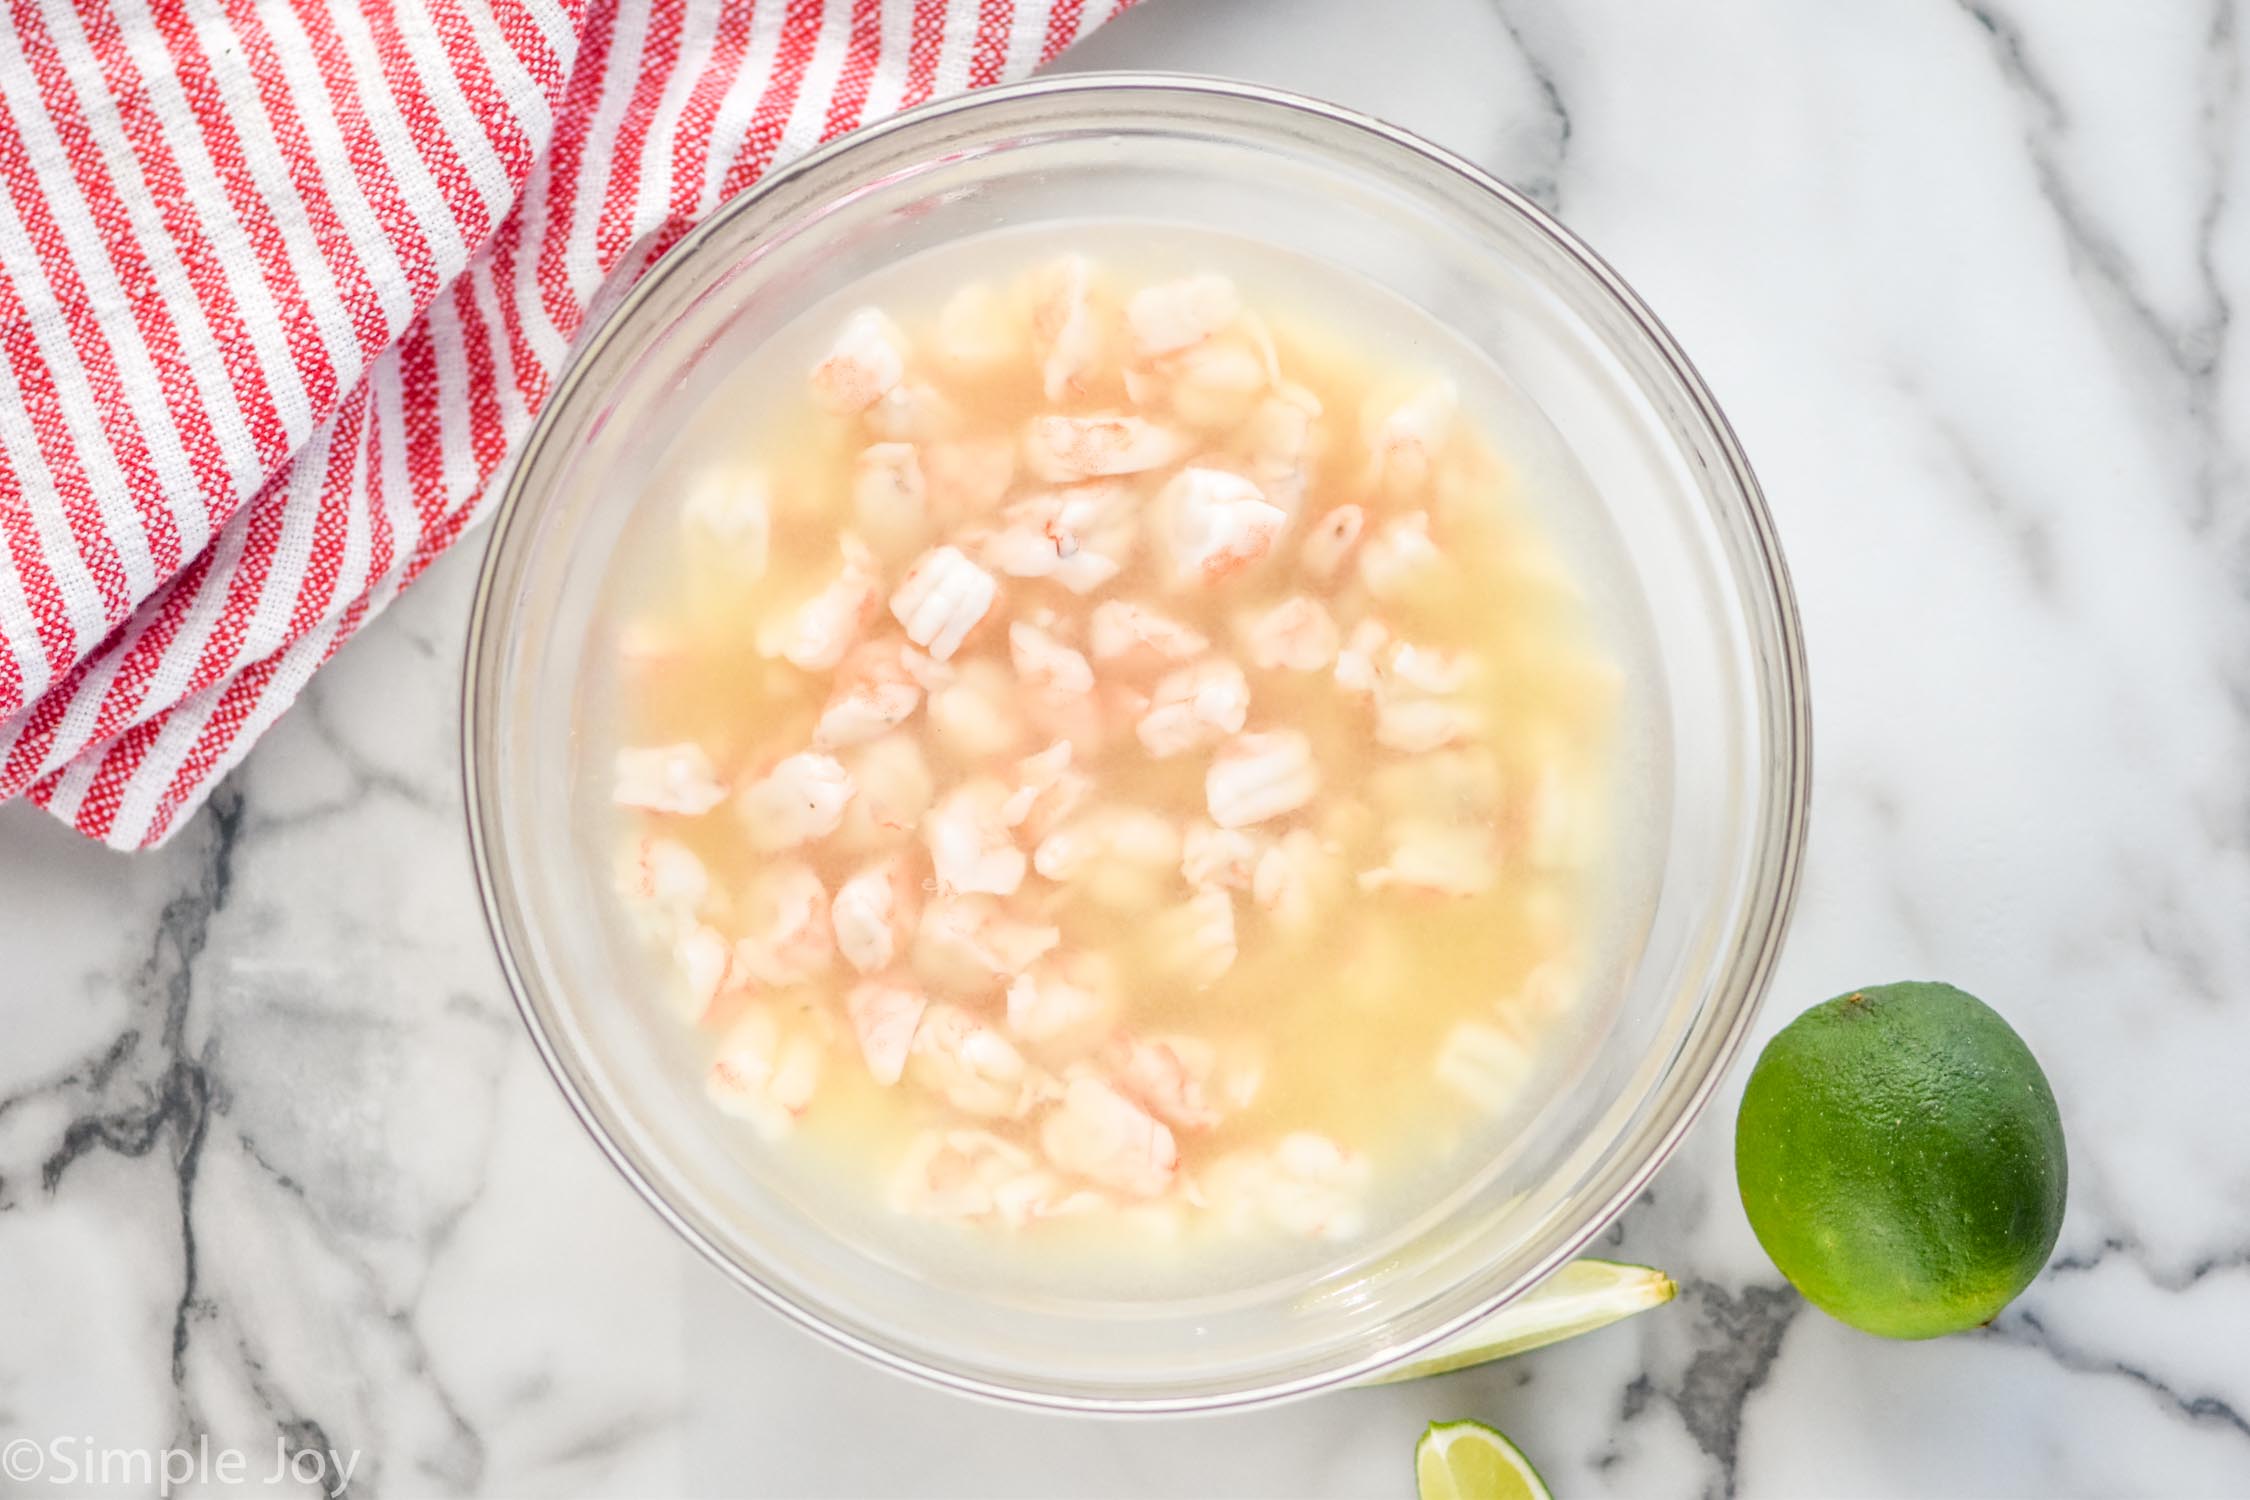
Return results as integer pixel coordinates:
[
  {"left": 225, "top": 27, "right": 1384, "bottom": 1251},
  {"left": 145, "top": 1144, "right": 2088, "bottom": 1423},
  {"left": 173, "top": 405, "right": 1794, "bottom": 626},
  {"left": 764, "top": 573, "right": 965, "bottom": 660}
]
[
  {"left": 1735, "top": 981, "right": 2067, "bottom": 1339},
  {"left": 1415, "top": 1420, "right": 1550, "bottom": 1500}
]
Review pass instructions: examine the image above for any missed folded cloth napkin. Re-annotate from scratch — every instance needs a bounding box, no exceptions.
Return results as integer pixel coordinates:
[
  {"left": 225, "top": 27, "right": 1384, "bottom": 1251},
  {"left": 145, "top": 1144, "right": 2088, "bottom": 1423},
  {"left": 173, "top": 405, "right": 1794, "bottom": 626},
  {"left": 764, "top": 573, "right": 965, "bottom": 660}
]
[{"left": 0, "top": 0, "right": 1125, "bottom": 849}]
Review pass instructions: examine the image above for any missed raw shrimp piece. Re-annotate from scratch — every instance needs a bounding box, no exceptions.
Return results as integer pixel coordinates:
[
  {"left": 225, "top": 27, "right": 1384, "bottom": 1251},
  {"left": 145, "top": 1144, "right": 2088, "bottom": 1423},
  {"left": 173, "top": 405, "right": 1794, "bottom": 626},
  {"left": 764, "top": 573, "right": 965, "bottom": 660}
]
[
  {"left": 833, "top": 855, "right": 920, "bottom": 975},
  {"left": 615, "top": 835, "right": 710, "bottom": 933},
  {"left": 1361, "top": 379, "right": 1458, "bottom": 500},
  {"left": 614, "top": 743, "right": 727, "bottom": 815},
  {"left": 739, "top": 752, "right": 856, "bottom": 850},
  {"left": 813, "top": 637, "right": 924, "bottom": 749},
  {"left": 922, "top": 435, "right": 1015, "bottom": 521},
  {"left": 1152, "top": 884, "right": 1238, "bottom": 989},
  {"left": 1205, "top": 730, "right": 1320, "bottom": 829},
  {"left": 1000, "top": 740, "right": 1090, "bottom": 841},
  {"left": 1137, "top": 657, "right": 1250, "bottom": 758},
  {"left": 891, "top": 1128, "right": 1035, "bottom": 1220},
  {"left": 1240, "top": 595, "right": 1339, "bottom": 673},
  {"left": 846, "top": 978, "right": 927, "bottom": 1086},
  {"left": 913, "top": 894, "right": 1061, "bottom": 992},
  {"left": 671, "top": 923, "right": 733, "bottom": 1022},
  {"left": 1359, "top": 820, "right": 1498, "bottom": 897},
  {"left": 1299, "top": 503, "right": 1366, "bottom": 583},
  {"left": 756, "top": 534, "right": 882, "bottom": 671},
  {"left": 681, "top": 468, "right": 771, "bottom": 578},
  {"left": 1039, "top": 1074, "right": 1179, "bottom": 1198},
  {"left": 909, "top": 1003, "right": 1037, "bottom": 1117},
  {"left": 928, "top": 658, "right": 1030, "bottom": 760},
  {"left": 864, "top": 380, "right": 959, "bottom": 444},
  {"left": 888, "top": 545, "right": 997, "bottom": 661},
  {"left": 936, "top": 280, "right": 1022, "bottom": 375},
  {"left": 1357, "top": 511, "right": 1445, "bottom": 601},
  {"left": 1435, "top": 1017, "right": 1534, "bottom": 1105},
  {"left": 836, "top": 733, "right": 935, "bottom": 848},
  {"left": 708, "top": 1004, "right": 827, "bottom": 1138},
  {"left": 850, "top": 442, "right": 929, "bottom": 556},
  {"left": 1126, "top": 272, "right": 1240, "bottom": 357},
  {"left": 1009, "top": 621, "right": 1096, "bottom": 700},
  {"left": 732, "top": 860, "right": 834, "bottom": 986},
  {"left": 1252, "top": 827, "right": 1345, "bottom": 933},
  {"left": 1158, "top": 468, "right": 1287, "bottom": 588},
  {"left": 1005, "top": 953, "right": 1118, "bottom": 1055},
  {"left": 1087, "top": 600, "right": 1209, "bottom": 667},
  {"left": 1103, "top": 1032, "right": 1222, "bottom": 1131},
  {"left": 1181, "top": 822, "right": 1264, "bottom": 891},
  {"left": 1029, "top": 254, "right": 1106, "bottom": 402},
  {"left": 980, "top": 483, "right": 1136, "bottom": 594},
  {"left": 925, "top": 778, "right": 1027, "bottom": 897},
  {"left": 809, "top": 307, "right": 908, "bottom": 414},
  {"left": 1022, "top": 413, "right": 1187, "bottom": 482}
]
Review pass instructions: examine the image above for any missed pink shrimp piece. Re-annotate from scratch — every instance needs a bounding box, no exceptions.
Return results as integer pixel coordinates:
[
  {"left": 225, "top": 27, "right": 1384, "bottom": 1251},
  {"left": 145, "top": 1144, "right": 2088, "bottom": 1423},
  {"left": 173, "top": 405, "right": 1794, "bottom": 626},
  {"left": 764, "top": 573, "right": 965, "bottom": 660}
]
[
  {"left": 845, "top": 978, "right": 928, "bottom": 1086},
  {"left": 1241, "top": 595, "right": 1340, "bottom": 673},
  {"left": 1009, "top": 621, "right": 1096, "bottom": 701},
  {"left": 1206, "top": 1133, "right": 1370, "bottom": 1239},
  {"left": 613, "top": 743, "right": 727, "bottom": 815},
  {"left": 1244, "top": 383, "right": 1322, "bottom": 517},
  {"left": 1152, "top": 884, "right": 1238, "bottom": 989},
  {"left": 1087, "top": 599, "right": 1210, "bottom": 667},
  {"left": 809, "top": 307, "right": 908, "bottom": 415},
  {"left": 832, "top": 854, "right": 921, "bottom": 975},
  {"left": 731, "top": 860, "right": 834, "bottom": 986},
  {"left": 1333, "top": 617, "right": 1395, "bottom": 702},
  {"left": 1358, "top": 510, "right": 1445, "bottom": 601},
  {"left": 738, "top": 752, "right": 855, "bottom": 851},
  {"left": 1022, "top": 413, "right": 1188, "bottom": 482},
  {"left": 835, "top": 733, "right": 935, "bottom": 849},
  {"left": 1005, "top": 952, "right": 1118, "bottom": 1055},
  {"left": 1126, "top": 271, "right": 1240, "bottom": 358},
  {"left": 756, "top": 534, "right": 881, "bottom": 671},
  {"left": 1299, "top": 504, "right": 1366, "bottom": 583},
  {"left": 1158, "top": 468, "right": 1287, "bottom": 588},
  {"left": 913, "top": 894, "right": 1062, "bottom": 993},
  {"left": 937, "top": 280, "right": 1022, "bottom": 376},
  {"left": 980, "top": 483, "right": 1136, "bottom": 594},
  {"left": 1039, "top": 1074, "right": 1179, "bottom": 1199},
  {"left": 850, "top": 442, "right": 930, "bottom": 556},
  {"left": 923, "top": 435, "right": 1016, "bottom": 521},
  {"left": 891, "top": 1128, "right": 1036, "bottom": 1220},
  {"left": 1361, "top": 378, "right": 1458, "bottom": 500},
  {"left": 888, "top": 544, "right": 998, "bottom": 661},
  {"left": 1032, "top": 806, "right": 1183, "bottom": 885},
  {"left": 908, "top": 1002, "right": 1037, "bottom": 1117},
  {"left": 670, "top": 923, "right": 733, "bottom": 1023},
  {"left": 1181, "top": 822, "right": 1264, "bottom": 891},
  {"left": 924, "top": 778, "right": 1027, "bottom": 897},
  {"left": 990, "top": 1171, "right": 1110, "bottom": 1228},
  {"left": 1205, "top": 730, "right": 1320, "bottom": 829},
  {"left": 1104, "top": 1032, "right": 1222, "bottom": 1131},
  {"left": 1359, "top": 820, "right": 1499, "bottom": 897},
  {"left": 1137, "top": 658, "right": 1250, "bottom": 759},
  {"left": 681, "top": 468, "right": 771, "bottom": 579},
  {"left": 1029, "top": 254, "right": 1106, "bottom": 403},
  {"left": 864, "top": 379, "right": 959, "bottom": 444},
  {"left": 1000, "top": 740, "right": 1091, "bottom": 842},
  {"left": 1252, "top": 828, "right": 1342, "bottom": 933},
  {"left": 813, "top": 637, "right": 925, "bottom": 750},
  {"left": 615, "top": 834, "right": 710, "bottom": 936},
  {"left": 707, "top": 1003, "right": 828, "bottom": 1138}
]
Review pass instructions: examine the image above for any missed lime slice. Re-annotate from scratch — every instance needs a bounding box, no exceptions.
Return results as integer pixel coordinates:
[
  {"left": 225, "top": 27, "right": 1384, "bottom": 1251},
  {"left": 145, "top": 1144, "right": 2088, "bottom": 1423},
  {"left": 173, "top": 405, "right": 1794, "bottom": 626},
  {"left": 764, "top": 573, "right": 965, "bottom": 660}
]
[
  {"left": 1365, "top": 1258, "right": 1675, "bottom": 1384},
  {"left": 1415, "top": 1419, "right": 1551, "bottom": 1500}
]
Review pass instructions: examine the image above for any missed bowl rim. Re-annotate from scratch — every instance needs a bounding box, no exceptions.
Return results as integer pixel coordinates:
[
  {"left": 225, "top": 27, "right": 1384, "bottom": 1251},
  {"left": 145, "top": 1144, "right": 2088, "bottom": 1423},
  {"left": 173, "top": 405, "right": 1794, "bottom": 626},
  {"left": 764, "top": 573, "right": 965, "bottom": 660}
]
[{"left": 462, "top": 69, "right": 1812, "bottom": 1414}]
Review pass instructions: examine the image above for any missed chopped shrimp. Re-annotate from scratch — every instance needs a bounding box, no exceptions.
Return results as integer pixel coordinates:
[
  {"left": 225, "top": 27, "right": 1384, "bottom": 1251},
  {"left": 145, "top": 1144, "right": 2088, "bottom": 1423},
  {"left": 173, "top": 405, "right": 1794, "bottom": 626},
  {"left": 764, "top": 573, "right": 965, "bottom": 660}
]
[
  {"left": 833, "top": 855, "right": 920, "bottom": 975},
  {"left": 909, "top": 1002, "right": 1037, "bottom": 1117},
  {"left": 707, "top": 1003, "right": 828, "bottom": 1138},
  {"left": 1158, "top": 468, "right": 1287, "bottom": 588},
  {"left": 1240, "top": 595, "right": 1339, "bottom": 673},
  {"left": 1299, "top": 503, "right": 1366, "bottom": 583},
  {"left": 924, "top": 778, "right": 1027, "bottom": 897},
  {"left": 1252, "top": 828, "right": 1345, "bottom": 932},
  {"left": 1039, "top": 1074, "right": 1179, "bottom": 1198},
  {"left": 1087, "top": 600, "right": 1209, "bottom": 668},
  {"left": 1361, "top": 378, "right": 1457, "bottom": 500},
  {"left": 1518, "top": 764, "right": 1592, "bottom": 871},
  {"left": 1357, "top": 510, "right": 1446, "bottom": 601},
  {"left": 1371, "top": 746, "right": 1503, "bottom": 821},
  {"left": 846, "top": 978, "right": 928, "bottom": 1086},
  {"left": 1009, "top": 621, "right": 1096, "bottom": 703},
  {"left": 1359, "top": 820, "right": 1498, "bottom": 897},
  {"left": 809, "top": 307, "right": 908, "bottom": 415},
  {"left": 616, "top": 834, "right": 711, "bottom": 936},
  {"left": 1181, "top": 822, "right": 1264, "bottom": 891},
  {"left": 1161, "top": 340, "right": 1270, "bottom": 429},
  {"left": 1152, "top": 884, "right": 1238, "bottom": 989},
  {"left": 1022, "top": 413, "right": 1187, "bottom": 482},
  {"left": 936, "top": 280, "right": 1023, "bottom": 376},
  {"left": 1375, "top": 694, "right": 1481, "bottom": 755},
  {"left": 1138, "top": 658, "right": 1250, "bottom": 758},
  {"left": 1029, "top": 254, "right": 1106, "bottom": 402},
  {"left": 1337, "top": 620, "right": 1481, "bottom": 752},
  {"left": 1244, "top": 383, "right": 1322, "bottom": 516},
  {"left": 1435, "top": 1017, "right": 1534, "bottom": 1105},
  {"left": 1126, "top": 271, "right": 1239, "bottom": 357},
  {"left": 922, "top": 435, "right": 1015, "bottom": 521},
  {"left": 1269, "top": 1133, "right": 1371, "bottom": 1238},
  {"left": 1005, "top": 952, "right": 1118, "bottom": 1056},
  {"left": 1206, "top": 730, "right": 1320, "bottom": 829},
  {"left": 891, "top": 1128, "right": 1035, "bottom": 1220},
  {"left": 888, "top": 545, "right": 997, "bottom": 660},
  {"left": 864, "top": 380, "right": 959, "bottom": 444},
  {"left": 813, "top": 637, "right": 924, "bottom": 749},
  {"left": 1000, "top": 739, "right": 1090, "bottom": 842},
  {"left": 681, "top": 468, "right": 771, "bottom": 579},
  {"left": 1333, "top": 617, "right": 1394, "bottom": 701},
  {"left": 1033, "top": 806, "right": 1182, "bottom": 885},
  {"left": 913, "top": 894, "right": 1062, "bottom": 993},
  {"left": 756, "top": 534, "right": 881, "bottom": 671},
  {"left": 738, "top": 752, "right": 855, "bottom": 850},
  {"left": 928, "top": 659, "right": 1030, "bottom": 760},
  {"left": 1104, "top": 1032, "right": 1222, "bottom": 1131},
  {"left": 990, "top": 1170, "right": 1110, "bottom": 1228},
  {"left": 835, "top": 733, "right": 934, "bottom": 849},
  {"left": 614, "top": 743, "right": 727, "bottom": 816},
  {"left": 980, "top": 483, "right": 1136, "bottom": 594},
  {"left": 850, "top": 443, "right": 930, "bottom": 557},
  {"left": 731, "top": 860, "right": 834, "bottom": 986},
  {"left": 670, "top": 923, "right": 733, "bottom": 1022}
]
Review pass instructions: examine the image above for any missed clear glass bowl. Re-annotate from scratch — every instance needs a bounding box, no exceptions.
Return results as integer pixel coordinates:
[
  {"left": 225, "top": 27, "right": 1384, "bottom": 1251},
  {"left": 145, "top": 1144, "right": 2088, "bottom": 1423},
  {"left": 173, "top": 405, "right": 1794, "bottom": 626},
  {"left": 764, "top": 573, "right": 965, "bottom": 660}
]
[{"left": 463, "top": 74, "right": 1810, "bottom": 1412}]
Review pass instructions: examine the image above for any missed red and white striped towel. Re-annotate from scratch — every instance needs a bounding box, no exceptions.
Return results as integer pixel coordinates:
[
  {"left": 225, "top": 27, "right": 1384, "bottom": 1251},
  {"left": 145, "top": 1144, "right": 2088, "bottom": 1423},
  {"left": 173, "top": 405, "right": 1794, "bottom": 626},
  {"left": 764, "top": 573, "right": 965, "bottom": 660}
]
[{"left": 0, "top": 0, "right": 1128, "bottom": 849}]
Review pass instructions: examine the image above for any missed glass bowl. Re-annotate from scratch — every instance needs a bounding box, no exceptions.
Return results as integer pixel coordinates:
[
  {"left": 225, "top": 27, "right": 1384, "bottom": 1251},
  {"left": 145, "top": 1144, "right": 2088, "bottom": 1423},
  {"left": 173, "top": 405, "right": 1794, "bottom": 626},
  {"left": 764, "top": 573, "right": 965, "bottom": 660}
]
[{"left": 463, "top": 73, "right": 1810, "bottom": 1412}]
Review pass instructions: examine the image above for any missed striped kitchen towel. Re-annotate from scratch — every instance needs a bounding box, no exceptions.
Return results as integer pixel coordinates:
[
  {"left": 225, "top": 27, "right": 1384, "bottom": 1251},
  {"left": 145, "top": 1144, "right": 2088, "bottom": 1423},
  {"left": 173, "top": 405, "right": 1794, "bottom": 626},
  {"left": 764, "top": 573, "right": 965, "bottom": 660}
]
[{"left": 0, "top": 0, "right": 1128, "bottom": 849}]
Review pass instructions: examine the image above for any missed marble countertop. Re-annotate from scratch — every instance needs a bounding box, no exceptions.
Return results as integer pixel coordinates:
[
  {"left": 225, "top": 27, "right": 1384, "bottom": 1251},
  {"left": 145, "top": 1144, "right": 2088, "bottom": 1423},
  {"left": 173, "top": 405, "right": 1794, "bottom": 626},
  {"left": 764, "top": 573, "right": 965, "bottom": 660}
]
[{"left": 3, "top": 0, "right": 2246, "bottom": 1494}]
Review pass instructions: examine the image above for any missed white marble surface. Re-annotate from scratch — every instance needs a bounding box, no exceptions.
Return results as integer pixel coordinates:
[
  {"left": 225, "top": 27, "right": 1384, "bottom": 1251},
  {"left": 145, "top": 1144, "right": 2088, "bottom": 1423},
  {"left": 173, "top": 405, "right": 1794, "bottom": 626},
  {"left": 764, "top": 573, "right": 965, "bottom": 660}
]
[{"left": 3, "top": 0, "right": 2246, "bottom": 1494}]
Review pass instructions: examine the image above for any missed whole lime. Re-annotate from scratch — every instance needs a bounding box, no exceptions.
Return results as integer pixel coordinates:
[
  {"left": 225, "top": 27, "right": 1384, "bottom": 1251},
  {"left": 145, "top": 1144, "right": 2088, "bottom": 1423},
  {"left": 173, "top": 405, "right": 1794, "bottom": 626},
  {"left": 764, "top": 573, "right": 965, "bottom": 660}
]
[{"left": 1734, "top": 981, "right": 2067, "bottom": 1339}]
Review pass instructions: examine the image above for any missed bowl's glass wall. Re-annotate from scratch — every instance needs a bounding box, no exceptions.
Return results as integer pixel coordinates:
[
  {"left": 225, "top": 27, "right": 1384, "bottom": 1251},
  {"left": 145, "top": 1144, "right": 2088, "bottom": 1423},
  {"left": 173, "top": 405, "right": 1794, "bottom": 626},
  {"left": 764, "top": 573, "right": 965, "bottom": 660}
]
[{"left": 466, "top": 77, "right": 1806, "bottom": 1410}]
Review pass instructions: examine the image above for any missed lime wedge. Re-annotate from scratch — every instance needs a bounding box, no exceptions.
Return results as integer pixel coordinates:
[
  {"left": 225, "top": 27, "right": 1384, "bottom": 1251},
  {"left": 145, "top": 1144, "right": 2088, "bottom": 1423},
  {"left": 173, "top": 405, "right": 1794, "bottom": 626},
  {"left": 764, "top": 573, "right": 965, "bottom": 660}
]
[
  {"left": 1366, "top": 1258, "right": 1675, "bottom": 1385},
  {"left": 1415, "top": 1419, "right": 1551, "bottom": 1500}
]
